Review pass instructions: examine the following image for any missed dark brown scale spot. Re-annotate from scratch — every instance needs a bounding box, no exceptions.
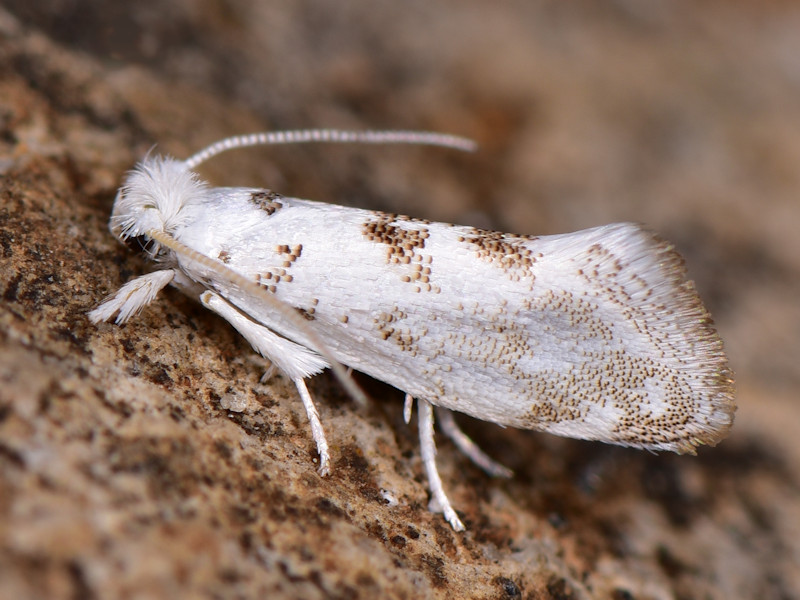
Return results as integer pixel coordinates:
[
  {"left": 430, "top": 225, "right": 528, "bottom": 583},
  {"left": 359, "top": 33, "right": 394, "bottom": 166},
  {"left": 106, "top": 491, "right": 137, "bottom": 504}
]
[
  {"left": 276, "top": 244, "right": 303, "bottom": 268},
  {"left": 362, "top": 212, "right": 431, "bottom": 262},
  {"left": 461, "top": 228, "right": 539, "bottom": 275},
  {"left": 296, "top": 307, "right": 315, "bottom": 321},
  {"left": 249, "top": 190, "right": 284, "bottom": 215}
]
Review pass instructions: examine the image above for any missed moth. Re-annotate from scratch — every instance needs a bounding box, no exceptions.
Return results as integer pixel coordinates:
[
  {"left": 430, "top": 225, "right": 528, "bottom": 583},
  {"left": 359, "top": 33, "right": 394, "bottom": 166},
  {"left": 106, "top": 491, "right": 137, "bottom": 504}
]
[{"left": 90, "top": 129, "right": 735, "bottom": 531}]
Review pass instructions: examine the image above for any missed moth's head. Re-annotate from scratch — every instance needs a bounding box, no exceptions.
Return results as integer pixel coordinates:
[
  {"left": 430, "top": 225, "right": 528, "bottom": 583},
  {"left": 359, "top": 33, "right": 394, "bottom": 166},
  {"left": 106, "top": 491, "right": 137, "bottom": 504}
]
[{"left": 110, "top": 155, "right": 208, "bottom": 253}]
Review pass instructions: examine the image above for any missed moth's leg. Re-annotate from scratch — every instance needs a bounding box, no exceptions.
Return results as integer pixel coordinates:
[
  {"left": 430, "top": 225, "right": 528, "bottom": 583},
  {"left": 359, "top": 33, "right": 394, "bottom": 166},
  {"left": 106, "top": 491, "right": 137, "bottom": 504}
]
[
  {"left": 200, "top": 292, "right": 329, "bottom": 380},
  {"left": 403, "top": 393, "right": 414, "bottom": 424},
  {"left": 199, "top": 291, "right": 331, "bottom": 475},
  {"left": 89, "top": 269, "right": 176, "bottom": 324},
  {"left": 292, "top": 377, "right": 331, "bottom": 476},
  {"left": 260, "top": 364, "right": 278, "bottom": 383},
  {"left": 435, "top": 407, "right": 513, "bottom": 478},
  {"left": 417, "top": 398, "right": 465, "bottom": 531}
]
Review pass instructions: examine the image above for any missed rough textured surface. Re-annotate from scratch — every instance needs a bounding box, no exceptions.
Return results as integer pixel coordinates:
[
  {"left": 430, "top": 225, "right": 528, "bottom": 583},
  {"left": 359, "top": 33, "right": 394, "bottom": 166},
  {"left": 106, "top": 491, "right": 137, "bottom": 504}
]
[{"left": 1, "top": 2, "right": 799, "bottom": 599}]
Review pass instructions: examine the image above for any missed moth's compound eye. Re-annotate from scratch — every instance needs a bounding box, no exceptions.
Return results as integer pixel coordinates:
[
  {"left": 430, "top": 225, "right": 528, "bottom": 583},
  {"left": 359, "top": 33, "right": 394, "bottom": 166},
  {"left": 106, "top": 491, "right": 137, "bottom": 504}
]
[{"left": 122, "top": 234, "right": 151, "bottom": 254}]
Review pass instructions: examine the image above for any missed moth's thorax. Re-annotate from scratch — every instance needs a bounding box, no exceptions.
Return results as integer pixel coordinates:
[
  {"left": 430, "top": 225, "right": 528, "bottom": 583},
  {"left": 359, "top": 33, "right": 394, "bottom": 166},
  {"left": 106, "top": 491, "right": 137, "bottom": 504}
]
[{"left": 109, "top": 156, "right": 210, "bottom": 249}]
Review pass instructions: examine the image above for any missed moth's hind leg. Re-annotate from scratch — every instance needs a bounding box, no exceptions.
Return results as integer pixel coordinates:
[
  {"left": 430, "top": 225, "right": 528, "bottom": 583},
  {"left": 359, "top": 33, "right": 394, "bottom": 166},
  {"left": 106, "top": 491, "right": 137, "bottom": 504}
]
[
  {"left": 417, "top": 398, "right": 465, "bottom": 531},
  {"left": 436, "top": 407, "right": 513, "bottom": 478}
]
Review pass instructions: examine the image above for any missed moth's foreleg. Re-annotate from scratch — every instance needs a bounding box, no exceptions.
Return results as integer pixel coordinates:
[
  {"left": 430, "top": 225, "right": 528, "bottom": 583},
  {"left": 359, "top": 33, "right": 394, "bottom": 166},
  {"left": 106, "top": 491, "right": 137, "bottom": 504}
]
[{"left": 89, "top": 270, "right": 176, "bottom": 324}]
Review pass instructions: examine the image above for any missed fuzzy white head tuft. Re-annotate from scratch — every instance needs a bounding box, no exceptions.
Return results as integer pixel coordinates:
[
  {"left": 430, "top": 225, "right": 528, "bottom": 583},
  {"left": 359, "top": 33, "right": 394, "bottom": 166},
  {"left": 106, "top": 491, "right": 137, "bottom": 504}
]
[{"left": 110, "top": 156, "right": 209, "bottom": 244}]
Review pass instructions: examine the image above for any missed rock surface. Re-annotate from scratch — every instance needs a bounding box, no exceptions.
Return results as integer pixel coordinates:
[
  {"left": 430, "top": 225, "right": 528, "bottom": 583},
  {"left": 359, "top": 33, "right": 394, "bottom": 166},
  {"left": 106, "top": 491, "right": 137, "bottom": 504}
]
[{"left": 1, "top": 2, "right": 799, "bottom": 599}]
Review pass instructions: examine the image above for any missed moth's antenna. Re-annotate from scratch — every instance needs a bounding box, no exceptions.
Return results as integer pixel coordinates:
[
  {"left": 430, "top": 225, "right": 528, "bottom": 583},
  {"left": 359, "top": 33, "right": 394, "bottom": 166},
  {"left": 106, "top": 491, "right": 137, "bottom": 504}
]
[
  {"left": 183, "top": 129, "right": 477, "bottom": 170},
  {"left": 146, "top": 228, "right": 369, "bottom": 408}
]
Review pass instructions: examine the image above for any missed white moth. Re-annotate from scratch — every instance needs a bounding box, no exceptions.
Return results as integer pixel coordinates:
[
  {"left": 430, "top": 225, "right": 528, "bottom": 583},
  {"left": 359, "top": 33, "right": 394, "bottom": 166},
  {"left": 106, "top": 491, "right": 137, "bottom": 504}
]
[{"left": 90, "top": 129, "right": 735, "bottom": 531}]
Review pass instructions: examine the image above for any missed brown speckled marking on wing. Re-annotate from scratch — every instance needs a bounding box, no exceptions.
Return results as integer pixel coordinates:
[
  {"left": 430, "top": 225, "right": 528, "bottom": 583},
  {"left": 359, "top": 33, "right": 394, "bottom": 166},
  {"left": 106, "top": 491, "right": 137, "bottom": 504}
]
[
  {"left": 515, "top": 230, "right": 733, "bottom": 453},
  {"left": 362, "top": 213, "right": 441, "bottom": 294},
  {"left": 458, "top": 228, "right": 540, "bottom": 287},
  {"left": 249, "top": 190, "right": 284, "bottom": 215},
  {"left": 253, "top": 244, "right": 303, "bottom": 294}
]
